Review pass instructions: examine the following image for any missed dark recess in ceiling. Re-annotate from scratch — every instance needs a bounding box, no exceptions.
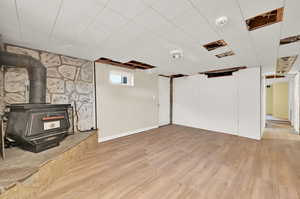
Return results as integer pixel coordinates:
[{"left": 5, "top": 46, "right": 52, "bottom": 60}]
[
  {"left": 245, "top": 7, "right": 284, "bottom": 31},
  {"left": 199, "top": 66, "right": 247, "bottom": 78},
  {"left": 265, "top": 75, "right": 285, "bottom": 79},
  {"left": 215, "top": 51, "right": 235, "bottom": 58},
  {"left": 203, "top": 40, "right": 227, "bottom": 51},
  {"left": 95, "top": 57, "right": 156, "bottom": 70},
  {"left": 280, "top": 35, "right": 300, "bottom": 45}
]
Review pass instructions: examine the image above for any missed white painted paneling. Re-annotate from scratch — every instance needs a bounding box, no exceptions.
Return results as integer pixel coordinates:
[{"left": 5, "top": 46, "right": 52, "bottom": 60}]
[
  {"left": 237, "top": 67, "right": 261, "bottom": 140},
  {"left": 173, "top": 75, "right": 238, "bottom": 135},
  {"left": 158, "top": 77, "right": 170, "bottom": 126},
  {"left": 173, "top": 68, "right": 261, "bottom": 139},
  {"left": 95, "top": 63, "right": 159, "bottom": 141}
]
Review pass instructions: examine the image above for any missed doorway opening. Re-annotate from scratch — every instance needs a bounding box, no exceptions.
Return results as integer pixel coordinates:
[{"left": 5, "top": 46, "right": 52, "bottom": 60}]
[{"left": 263, "top": 77, "right": 300, "bottom": 140}]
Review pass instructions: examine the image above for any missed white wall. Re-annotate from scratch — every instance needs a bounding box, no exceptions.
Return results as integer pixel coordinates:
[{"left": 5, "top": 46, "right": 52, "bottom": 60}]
[
  {"left": 293, "top": 73, "right": 299, "bottom": 133},
  {"left": 158, "top": 76, "right": 170, "bottom": 126},
  {"left": 237, "top": 67, "right": 261, "bottom": 140},
  {"left": 173, "top": 67, "right": 261, "bottom": 140},
  {"left": 95, "top": 63, "right": 159, "bottom": 142},
  {"left": 173, "top": 75, "right": 238, "bottom": 135}
]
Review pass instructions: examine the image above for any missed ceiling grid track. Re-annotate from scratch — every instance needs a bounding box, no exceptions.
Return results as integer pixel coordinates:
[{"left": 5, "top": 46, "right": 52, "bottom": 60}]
[
  {"left": 186, "top": 0, "right": 238, "bottom": 67},
  {"left": 78, "top": 0, "right": 112, "bottom": 39},
  {"left": 275, "top": 0, "right": 287, "bottom": 74},
  {"left": 49, "top": 0, "right": 64, "bottom": 40},
  {"left": 235, "top": 0, "right": 261, "bottom": 67},
  {"left": 14, "top": 0, "right": 22, "bottom": 39}
]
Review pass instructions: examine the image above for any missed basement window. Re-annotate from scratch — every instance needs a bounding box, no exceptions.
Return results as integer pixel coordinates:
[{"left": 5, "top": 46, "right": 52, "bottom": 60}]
[
  {"left": 109, "top": 71, "right": 134, "bottom": 86},
  {"left": 245, "top": 8, "right": 284, "bottom": 31}
]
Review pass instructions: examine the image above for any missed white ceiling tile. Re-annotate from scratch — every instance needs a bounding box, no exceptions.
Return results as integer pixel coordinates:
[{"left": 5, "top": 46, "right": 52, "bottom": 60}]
[
  {"left": 150, "top": 0, "right": 193, "bottom": 20},
  {"left": 281, "top": 0, "right": 300, "bottom": 38},
  {"left": 250, "top": 24, "right": 281, "bottom": 73},
  {"left": 107, "top": 0, "right": 148, "bottom": 19},
  {"left": 17, "top": 0, "right": 62, "bottom": 36},
  {"left": 52, "top": 0, "right": 105, "bottom": 41},
  {"left": 0, "top": 0, "right": 20, "bottom": 40},
  {"left": 95, "top": 8, "right": 129, "bottom": 31},
  {"left": 279, "top": 42, "right": 300, "bottom": 57},
  {"left": 172, "top": 9, "right": 219, "bottom": 44}
]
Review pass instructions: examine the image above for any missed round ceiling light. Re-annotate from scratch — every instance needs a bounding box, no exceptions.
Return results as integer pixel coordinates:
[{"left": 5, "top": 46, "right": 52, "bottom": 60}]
[
  {"left": 215, "top": 16, "right": 229, "bottom": 27},
  {"left": 170, "top": 49, "right": 183, "bottom": 59}
]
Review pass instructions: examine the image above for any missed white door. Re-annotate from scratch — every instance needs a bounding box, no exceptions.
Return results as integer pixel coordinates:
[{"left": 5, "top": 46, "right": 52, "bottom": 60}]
[{"left": 159, "top": 77, "right": 170, "bottom": 126}]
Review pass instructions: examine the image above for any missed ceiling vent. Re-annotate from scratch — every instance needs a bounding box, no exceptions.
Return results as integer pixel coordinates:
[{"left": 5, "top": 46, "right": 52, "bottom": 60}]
[
  {"left": 245, "top": 7, "right": 284, "bottom": 31},
  {"left": 199, "top": 66, "right": 246, "bottom": 78},
  {"left": 276, "top": 55, "right": 298, "bottom": 74},
  {"left": 203, "top": 40, "right": 227, "bottom": 51},
  {"left": 215, "top": 50, "right": 235, "bottom": 58},
  {"left": 280, "top": 35, "right": 300, "bottom": 45}
]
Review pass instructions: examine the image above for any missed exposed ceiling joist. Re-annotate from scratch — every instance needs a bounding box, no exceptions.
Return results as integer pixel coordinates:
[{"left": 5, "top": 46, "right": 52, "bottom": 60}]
[
  {"left": 203, "top": 40, "right": 227, "bottom": 51},
  {"left": 95, "top": 57, "right": 156, "bottom": 70},
  {"left": 199, "top": 66, "right": 247, "bottom": 78},
  {"left": 246, "top": 7, "right": 284, "bottom": 31}
]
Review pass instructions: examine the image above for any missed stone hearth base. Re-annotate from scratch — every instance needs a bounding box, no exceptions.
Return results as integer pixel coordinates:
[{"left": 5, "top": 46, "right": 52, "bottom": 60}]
[{"left": 0, "top": 132, "right": 98, "bottom": 199}]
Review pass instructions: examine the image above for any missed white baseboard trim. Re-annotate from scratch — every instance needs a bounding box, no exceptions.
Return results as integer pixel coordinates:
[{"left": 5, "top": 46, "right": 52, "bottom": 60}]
[{"left": 99, "top": 126, "right": 159, "bottom": 142}]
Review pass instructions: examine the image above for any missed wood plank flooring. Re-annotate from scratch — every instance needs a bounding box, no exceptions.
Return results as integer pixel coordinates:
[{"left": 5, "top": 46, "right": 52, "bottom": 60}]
[{"left": 37, "top": 125, "right": 300, "bottom": 199}]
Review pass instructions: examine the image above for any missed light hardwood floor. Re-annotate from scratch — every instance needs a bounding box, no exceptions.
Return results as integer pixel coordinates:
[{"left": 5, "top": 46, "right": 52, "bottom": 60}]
[{"left": 37, "top": 125, "right": 300, "bottom": 199}]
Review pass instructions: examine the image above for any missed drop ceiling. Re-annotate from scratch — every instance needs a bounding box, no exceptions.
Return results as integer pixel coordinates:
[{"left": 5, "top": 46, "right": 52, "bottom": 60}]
[{"left": 0, "top": 0, "right": 300, "bottom": 75}]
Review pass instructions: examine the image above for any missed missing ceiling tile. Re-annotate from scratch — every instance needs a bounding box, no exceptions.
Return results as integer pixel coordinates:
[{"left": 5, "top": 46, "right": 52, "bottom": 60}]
[
  {"left": 280, "top": 35, "right": 300, "bottom": 45},
  {"left": 215, "top": 51, "right": 235, "bottom": 58},
  {"left": 199, "top": 66, "right": 246, "bottom": 78},
  {"left": 95, "top": 57, "right": 136, "bottom": 69},
  {"left": 95, "top": 58, "right": 156, "bottom": 70},
  {"left": 276, "top": 55, "right": 298, "bottom": 74},
  {"left": 203, "top": 40, "right": 227, "bottom": 51},
  {"left": 125, "top": 60, "right": 156, "bottom": 70},
  {"left": 171, "top": 74, "right": 188, "bottom": 78},
  {"left": 245, "top": 7, "right": 284, "bottom": 31}
]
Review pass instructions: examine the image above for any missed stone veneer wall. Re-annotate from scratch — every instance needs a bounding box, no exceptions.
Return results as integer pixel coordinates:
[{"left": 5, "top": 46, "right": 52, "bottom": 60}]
[{"left": 0, "top": 44, "right": 95, "bottom": 131}]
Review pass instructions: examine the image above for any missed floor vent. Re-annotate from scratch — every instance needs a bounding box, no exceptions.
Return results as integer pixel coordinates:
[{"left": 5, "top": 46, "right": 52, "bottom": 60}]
[
  {"left": 215, "top": 50, "right": 235, "bottom": 58},
  {"left": 203, "top": 40, "right": 227, "bottom": 51},
  {"left": 246, "top": 7, "right": 284, "bottom": 31},
  {"left": 280, "top": 35, "right": 300, "bottom": 45}
]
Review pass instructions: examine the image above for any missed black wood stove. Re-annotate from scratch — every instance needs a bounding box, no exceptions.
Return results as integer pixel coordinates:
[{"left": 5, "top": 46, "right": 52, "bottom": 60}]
[
  {"left": 0, "top": 50, "right": 73, "bottom": 153},
  {"left": 6, "top": 104, "right": 71, "bottom": 153}
]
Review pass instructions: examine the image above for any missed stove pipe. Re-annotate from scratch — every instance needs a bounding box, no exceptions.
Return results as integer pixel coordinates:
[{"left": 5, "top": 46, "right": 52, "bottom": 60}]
[{"left": 0, "top": 51, "right": 46, "bottom": 104}]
